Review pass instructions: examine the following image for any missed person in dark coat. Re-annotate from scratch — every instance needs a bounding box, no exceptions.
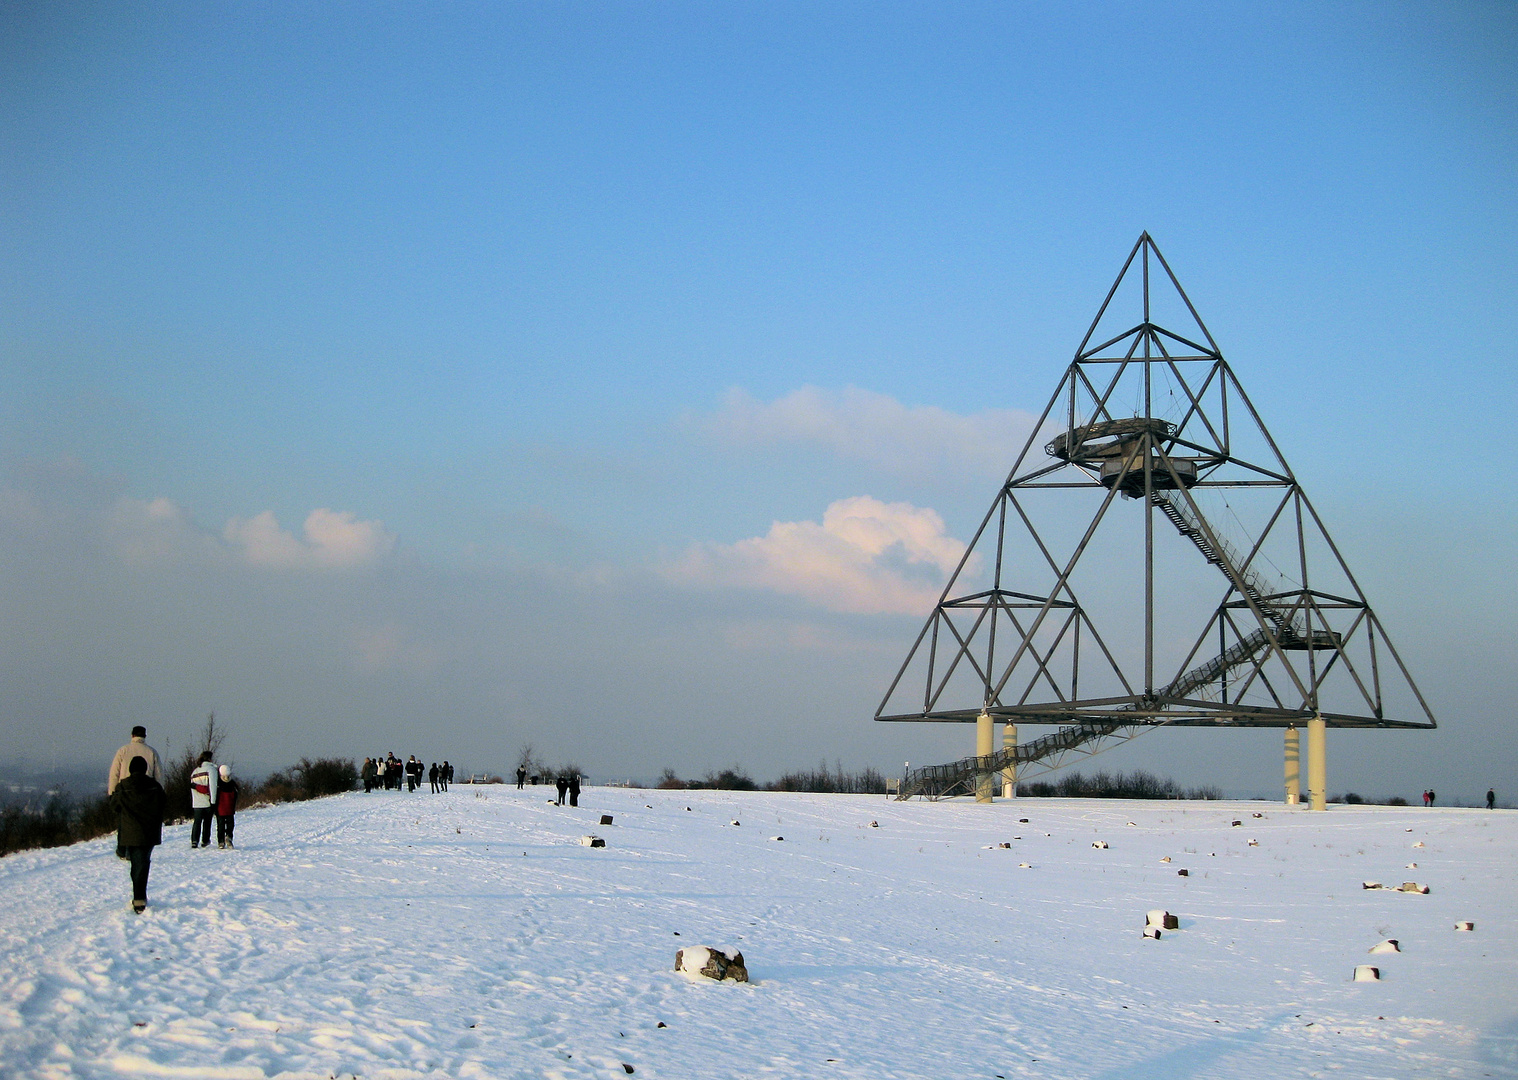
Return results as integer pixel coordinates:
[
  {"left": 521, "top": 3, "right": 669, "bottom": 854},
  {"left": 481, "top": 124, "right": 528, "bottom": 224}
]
[
  {"left": 428, "top": 763, "right": 440, "bottom": 794},
  {"left": 441, "top": 761, "right": 452, "bottom": 790},
  {"left": 516, "top": 766, "right": 526, "bottom": 790},
  {"left": 1488, "top": 788, "right": 1497, "bottom": 810},
  {"left": 215, "top": 764, "right": 240, "bottom": 849},
  {"left": 111, "top": 755, "right": 166, "bottom": 913},
  {"left": 555, "top": 775, "right": 568, "bottom": 806},
  {"left": 361, "top": 757, "right": 376, "bottom": 793},
  {"left": 568, "top": 773, "right": 581, "bottom": 807}
]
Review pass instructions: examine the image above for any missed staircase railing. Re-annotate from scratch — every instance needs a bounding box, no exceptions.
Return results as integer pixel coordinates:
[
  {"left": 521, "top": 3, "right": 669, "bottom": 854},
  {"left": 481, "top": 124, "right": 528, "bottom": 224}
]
[{"left": 1150, "top": 491, "right": 1296, "bottom": 638}]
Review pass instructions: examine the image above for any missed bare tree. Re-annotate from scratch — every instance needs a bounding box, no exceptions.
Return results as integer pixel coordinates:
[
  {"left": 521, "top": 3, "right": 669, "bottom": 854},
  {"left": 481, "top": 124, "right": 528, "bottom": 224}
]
[{"left": 199, "top": 712, "right": 228, "bottom": 760}]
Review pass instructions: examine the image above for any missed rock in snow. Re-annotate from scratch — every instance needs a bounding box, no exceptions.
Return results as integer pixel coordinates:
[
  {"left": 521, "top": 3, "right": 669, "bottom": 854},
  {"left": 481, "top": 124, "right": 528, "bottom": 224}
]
[
  {"left": 675, "top": 946, "right": 748, "bottom": 983},
  {"left": 1353, "top": 965, "right": 1381, "bottom": 982}
]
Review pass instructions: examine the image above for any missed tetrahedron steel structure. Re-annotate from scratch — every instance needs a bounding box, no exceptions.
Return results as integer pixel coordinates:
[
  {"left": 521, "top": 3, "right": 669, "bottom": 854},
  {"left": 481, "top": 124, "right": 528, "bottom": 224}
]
[{"left": 876, "top": 234, "right": 1435, "bottom": 788}]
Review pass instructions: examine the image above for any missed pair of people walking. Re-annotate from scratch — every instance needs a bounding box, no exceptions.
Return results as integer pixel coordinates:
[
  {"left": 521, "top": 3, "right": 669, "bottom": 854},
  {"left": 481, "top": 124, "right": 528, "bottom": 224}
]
[
  {"left": 554, "top": 774, "right": 581, "bottom": 807},
  {"left": 189, "top": 752, "right": 240, "bottom": 848}
]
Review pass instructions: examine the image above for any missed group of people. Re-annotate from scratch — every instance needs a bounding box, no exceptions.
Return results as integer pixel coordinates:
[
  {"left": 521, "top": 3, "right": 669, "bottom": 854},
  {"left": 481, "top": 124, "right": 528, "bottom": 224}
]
[
  {"left": 361, "top": 755, "right": 454, "bottom": 793},
  {"left": 512, "top": 766, "right": 583, "bottom": 806},
  {"left": 1419, "top": 788, "right": 1496, "bottom": 809},
  {"left": 105, "top": 726, "right": 241, "bottom": 914}
]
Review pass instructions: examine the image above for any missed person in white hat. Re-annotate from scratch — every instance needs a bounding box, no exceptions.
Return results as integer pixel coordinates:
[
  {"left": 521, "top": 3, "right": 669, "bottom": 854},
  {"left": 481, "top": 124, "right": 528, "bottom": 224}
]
[{"left": 214, "top": 763, "right": 240, "bottom": 849}]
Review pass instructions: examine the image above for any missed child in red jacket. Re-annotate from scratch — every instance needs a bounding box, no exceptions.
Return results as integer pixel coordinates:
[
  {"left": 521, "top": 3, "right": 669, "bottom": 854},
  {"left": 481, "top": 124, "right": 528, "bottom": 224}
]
[{"left": 215, "top": 764, "right": 240, "bottom": 849}]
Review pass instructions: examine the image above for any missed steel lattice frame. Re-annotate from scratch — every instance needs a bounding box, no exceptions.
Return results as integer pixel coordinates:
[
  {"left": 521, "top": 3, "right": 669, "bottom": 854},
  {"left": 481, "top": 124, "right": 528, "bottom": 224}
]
[{"left": 875, "top": 234, "right": 1436, "bottom": 739}]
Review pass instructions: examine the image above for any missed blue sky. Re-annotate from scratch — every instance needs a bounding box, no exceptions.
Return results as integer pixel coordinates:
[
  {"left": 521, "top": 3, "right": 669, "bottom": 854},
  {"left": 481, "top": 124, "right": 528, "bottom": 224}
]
[{"left": 2, "top": 2, "right": 1515, "bottom": 797}]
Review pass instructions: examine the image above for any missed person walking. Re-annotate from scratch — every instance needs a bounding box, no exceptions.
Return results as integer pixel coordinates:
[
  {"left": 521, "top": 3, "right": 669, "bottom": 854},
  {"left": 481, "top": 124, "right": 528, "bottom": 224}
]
[
  {"left": 441, "top": 761, "right": 451, "bottom": 790},
  {"left": 361, "top": 757, "right": 376, "bottom": 793},
  {"left": 555, "top": 775, "right": 568, "bottom": 806},
  {"left": 428, "top": 762, "right": 440, "bottom": 794},
  {"left": 568, "top": 773, "right": 581, "bottom": 808},
  {"left": 111, "top": 755, "right": 166, "bottom": 913},
  {"left": 1488, "top": 788, "right": 1497, "bottom": 810},
  {"left": 107, "top": 725, "right": 163, "bottom": 794},
  {"left": 1428, "top": 789, "right": 1436, "bottom": 807},
  {"left": 189, "top": 751, "right": 218, "bottom": 849},
  {"left": 215, "top": 764, "right": 240, "bottom": 848},
  {"left": 516, "top": 766, "right": 526, "bottom": 790}
]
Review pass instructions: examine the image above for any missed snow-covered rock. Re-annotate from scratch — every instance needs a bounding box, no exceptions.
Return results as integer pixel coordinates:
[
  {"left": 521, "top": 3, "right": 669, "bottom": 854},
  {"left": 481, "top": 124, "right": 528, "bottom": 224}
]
[
  {"left": 675, "top": 946, "right": 748, "bottom": 983},
  {"left": 1353, "top": 965, "right": 1381, "bottom": 982},
  {"left": 1147, "top": 910, "right": 1179, "bottom": 930}
]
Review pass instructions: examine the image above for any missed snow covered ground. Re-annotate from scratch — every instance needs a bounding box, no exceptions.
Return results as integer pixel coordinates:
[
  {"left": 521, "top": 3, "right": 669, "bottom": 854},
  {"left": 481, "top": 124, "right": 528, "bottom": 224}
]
[{"left": 1, "top": 786, "right": 1513, "bottom": 1079}]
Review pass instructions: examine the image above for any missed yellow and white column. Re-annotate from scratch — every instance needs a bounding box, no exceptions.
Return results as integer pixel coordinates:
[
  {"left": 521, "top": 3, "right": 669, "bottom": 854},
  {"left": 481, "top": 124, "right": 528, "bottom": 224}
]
[
  {"left": 976, "top": 710, "right": 994, "bottom": 803},
  {"left": 1002, "top": 722, "right": 1017, "bottom": 798},
  {"left": 1284, "top": 726, "right": 1300, "bottom": 806},
  {"left": 1308, "top": 716, "right": 1327, "bottom": 812}
]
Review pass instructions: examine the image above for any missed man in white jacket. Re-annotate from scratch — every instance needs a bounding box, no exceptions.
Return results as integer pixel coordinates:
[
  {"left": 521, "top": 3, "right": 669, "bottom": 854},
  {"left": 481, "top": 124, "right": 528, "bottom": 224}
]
[
  {"left": 189, "top": 751, "right": 218, "bottom": 850},
  {"left": 107, "top": 726, "right": 163, "bottom": 795}
]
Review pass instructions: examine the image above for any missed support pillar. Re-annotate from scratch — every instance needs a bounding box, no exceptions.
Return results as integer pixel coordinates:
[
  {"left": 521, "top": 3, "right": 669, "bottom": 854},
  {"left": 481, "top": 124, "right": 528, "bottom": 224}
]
[
  {"left": 1284, "top": 727, "right": 1300, "bottom": 806},
  {"left": 975, "top": 711, "right": 994, "bottom": 803},
  {"left": 1002, "top": 722, "right": 1018, "bottom": 798},
  {"left": 1308, "top": 716, "right": 1327, "bottom": 812}
]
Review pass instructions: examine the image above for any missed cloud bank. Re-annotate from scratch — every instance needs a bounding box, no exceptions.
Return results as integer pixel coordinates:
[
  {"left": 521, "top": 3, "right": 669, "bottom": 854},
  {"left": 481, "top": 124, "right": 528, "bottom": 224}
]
[
  {"left": 91, "top": 488, "right": 396, "bottom": 571},
  {"left": 701, "top": 386, "right": 1043, "bottom": 479},
  {"left": 669, "top": 495, "right": 969, "bottom": 615},
  {"left": 223, "top": 508, "right": 396, "bottom": 569}
]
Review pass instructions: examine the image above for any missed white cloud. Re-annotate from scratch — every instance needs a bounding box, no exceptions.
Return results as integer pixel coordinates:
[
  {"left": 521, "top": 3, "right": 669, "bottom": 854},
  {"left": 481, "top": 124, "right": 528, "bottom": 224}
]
[
  {"left": 701, "top": 386, "right": 1043, "bottom": 479},
  {"left": 223, "top": 508, "right": 395, "bottom": 569},
  {"left": 89, "top": 493, "right": 399, "bottom": 571},
  {"left": 668, "top": 495, "right": 970, "bottom": 615}
]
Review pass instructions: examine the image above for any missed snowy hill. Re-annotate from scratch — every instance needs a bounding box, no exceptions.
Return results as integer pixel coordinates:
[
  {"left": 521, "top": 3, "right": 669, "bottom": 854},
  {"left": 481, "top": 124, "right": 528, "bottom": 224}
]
[{"left": 1, "top": 787, "right": 1513, "bottom": 1079}]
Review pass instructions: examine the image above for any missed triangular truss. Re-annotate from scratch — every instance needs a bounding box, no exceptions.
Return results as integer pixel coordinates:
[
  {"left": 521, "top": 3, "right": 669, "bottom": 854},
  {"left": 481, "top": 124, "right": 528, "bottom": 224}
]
[{"left": 876, "top": 234, "right": 1436, "bottom": 759}]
